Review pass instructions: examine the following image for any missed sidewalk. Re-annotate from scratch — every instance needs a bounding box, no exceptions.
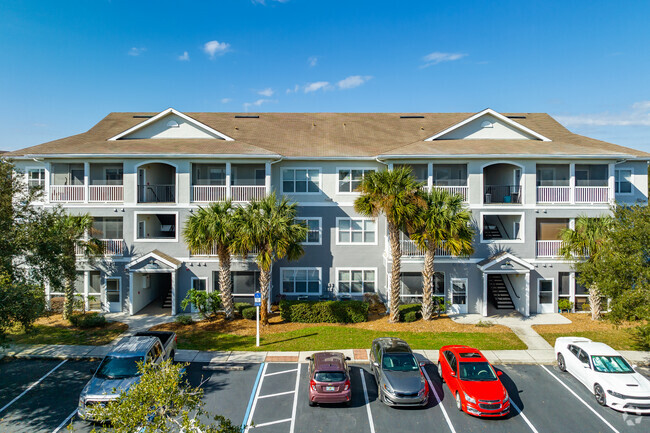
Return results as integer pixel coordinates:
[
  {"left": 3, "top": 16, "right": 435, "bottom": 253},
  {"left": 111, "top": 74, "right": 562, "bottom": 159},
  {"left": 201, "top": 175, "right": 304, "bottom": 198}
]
[{"left": 2, "top": 343, "right": 649, "bottom": 366}]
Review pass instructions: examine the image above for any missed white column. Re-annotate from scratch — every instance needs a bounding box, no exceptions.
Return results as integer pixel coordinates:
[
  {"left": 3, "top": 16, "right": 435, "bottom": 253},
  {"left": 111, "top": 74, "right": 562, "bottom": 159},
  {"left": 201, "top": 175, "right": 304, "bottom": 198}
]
[
  {"left": 569, "top": 272, "right": 576, "bottom": 313},
  {"left": 171, "top": 271, "right": 177, "bottom": 316},
  {"left": 45, "top": 280, "right": 51, "bottom": 310},
  {"left": 524, "top": 272, "right": 530, "bottom": 317},
  {"left": 265, "top": 162, "right": 271, "bottom": 195},
  {"left": 84, "top": 270, "right": 90, "bottom": 312},
  {"left": 427, "top": 162, "right": 433, "bottom": 192},
  {"left": 388, "top": 163, "right": 393, "bottom": 171},
  {"left": 128, "top": 273, "right": 134, "bottom": 315},
  {"left": 482, "top": 273, "right": 488, "bottom": 316},
  {"left": 84, "top": 162, "right": 90, "bottom": 203},
  {"left": 570, "top": 218, "right": 575, "bottom": 230},
  {"left": 225, "top": 162, "right": 232, "bottom": 200},
  {"left": 569, "top": 163, "right": 576, "bottom": 204},
  {"left": 608, "top": 163, "right": 615, "bottom": 205},
  {"left": 44, "top": 162, "right": 51, "bottom": 203}
]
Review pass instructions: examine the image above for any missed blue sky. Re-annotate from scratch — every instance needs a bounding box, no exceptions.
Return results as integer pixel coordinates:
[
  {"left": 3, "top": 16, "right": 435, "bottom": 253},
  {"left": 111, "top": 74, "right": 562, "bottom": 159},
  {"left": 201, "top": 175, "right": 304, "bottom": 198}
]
[{"left": 1, "top": 0, "right": 649, "bottom": 152}]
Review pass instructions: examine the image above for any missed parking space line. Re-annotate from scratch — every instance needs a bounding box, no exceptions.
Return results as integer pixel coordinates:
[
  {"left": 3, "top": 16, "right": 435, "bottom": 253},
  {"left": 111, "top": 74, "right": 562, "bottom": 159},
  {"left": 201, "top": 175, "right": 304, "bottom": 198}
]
[
  {"left": 509, "top": 400, "right": 539, "bottom": 433},
  {"left": 265, "top": 368, "right": 298, "bottom": 377},
  {"left": 243, "top": 362, "right": 268, "bottom": 433},
  {"left": 359, "top": 368, "right": 376, "bottom": 433},
  {"left": 254, "top": 418, "right": 292, "bottom": 428},
  {"left": 52, "top": 408, "right": 77, "bottom": 433},
  {"left": 258, "top": 390, "right": 295, "bottom": 399},
  {"left": 540, "top": 365, "right": 621, "bottom": 433},
  {"left": 422, "top": 367, "right": 456, "bottom": 433},
  {"left": 289, "top": 363, "right": 301, "bottom": 433},
  {"left": 0, "top": 359, "right": 67, "bottom": 414}
]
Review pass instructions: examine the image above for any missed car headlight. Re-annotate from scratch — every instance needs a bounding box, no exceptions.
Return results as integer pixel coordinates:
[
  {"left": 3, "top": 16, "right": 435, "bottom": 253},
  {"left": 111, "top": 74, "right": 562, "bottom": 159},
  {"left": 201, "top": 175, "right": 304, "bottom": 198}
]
[
  {"left": 463, "top": 391, "right": 476, "bottom": 404},
  {"left": 503, "top": 391, "right": 509, "bottom": 404},
  {"left": 607, "top": 390, "right": 625, "bottom": 399},
  {"left": 383, "top": 383, "right": 394, "bottom": 395}
]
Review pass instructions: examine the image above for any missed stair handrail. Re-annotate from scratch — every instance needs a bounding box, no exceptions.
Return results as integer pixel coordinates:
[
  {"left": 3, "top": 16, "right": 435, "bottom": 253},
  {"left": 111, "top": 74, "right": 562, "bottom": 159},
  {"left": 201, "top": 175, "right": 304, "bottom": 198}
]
[
  {"left": 503, "top": 274, "right": 521, "bottom": 299},
  {"left": 495, "top": 215, "right": 508, "bottom": 239}
]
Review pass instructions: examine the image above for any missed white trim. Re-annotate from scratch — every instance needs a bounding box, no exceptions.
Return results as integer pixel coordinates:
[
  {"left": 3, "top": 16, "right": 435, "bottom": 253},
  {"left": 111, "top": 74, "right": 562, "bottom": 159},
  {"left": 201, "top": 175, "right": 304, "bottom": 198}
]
[
  {"left": 105, "top": 277, "right": 122, "bottom": 313},
  {"left": 335, "top": 217, "right": 378, "bottom": 245},
  {"left": 398, "top": 270, "right": 445, "bottom": 298},
  {"left": 614, "top": 168, "right": 634, "bottom": 195},
  {"left": 108, "top": 108, "right": 234, "bottom": 141},
  {"left": 449, "top": 277, "right": 468, "bottom": 314},
  {"left": 133, "top": 211, "right": 179, "bottom": 243},
  {"left": 279, "top": 267, "right": 322, "bottom": 295},
  {"left": 537, "top": 277, "right": 555, "bottom": 314},
  {"left": 479, "top": 211, "right": 525, "bottom": 244},
  {"left": 126, "top": 250, "right": 181, "bottom": 270},
  {"left": 295, "top": 217, "right": 322, "bottom": 245},
  {"left": 477, "top": 252, "right": 535, "bottom": 272},
  {"left": 424, "top": 109, "right": 552, "bottom": 142},
  {"left": 280, "top": 167, "right": 322, "bottom": 195},
  {"left": 190, "top": 276, "right": 208, "bottom": 291},
  {"left": 335, "top": 267, "right": 378, "bottom": 296},
  {"left": 335, "top": 167, "right": 377, "bottom": 194}
]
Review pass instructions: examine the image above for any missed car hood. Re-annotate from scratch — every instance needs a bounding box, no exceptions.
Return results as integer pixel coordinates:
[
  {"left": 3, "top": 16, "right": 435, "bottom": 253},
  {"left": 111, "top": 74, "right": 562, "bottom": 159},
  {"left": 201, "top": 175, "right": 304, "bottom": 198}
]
[
  {"left": 81, "top": 375, "right": 140, "bottom": 400},
  {"left": 460, "top": 379, "right": 506, "bottom": 401},
  {"left": 598, "top": 372, "right": 650, "bottom": 397},
  {"left": 383, "top": 370, "right": 425, "bottom": 393}
]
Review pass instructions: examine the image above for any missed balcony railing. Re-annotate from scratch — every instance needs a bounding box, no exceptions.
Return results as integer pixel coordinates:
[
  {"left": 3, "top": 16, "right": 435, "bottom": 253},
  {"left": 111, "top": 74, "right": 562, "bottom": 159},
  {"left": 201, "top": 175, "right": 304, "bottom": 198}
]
[
  {"left": 50, "top": 185, "right": 84, "bottom": 202},
  {"left": 433, "top": 185, "right": 469, "bottom": 202},
  {"left": 399, "top": 240, "right": 450, "bottom": 257},
  {"left": 192, "top": 185, "right": 227, "bottom": 202},
  {"left": 231, "top": 186, "right": 266, "bottom": 202},
  {"left": 138, "top": 185, "right": 175, "bottom": 203},
  {"left": 190, "top": 245, "right": 260, "bottom": 257},
  {"left": 75, "top": 239, "right": 125, "bottom": 256},
  {"left": 89, "top": 185, "right": 123, "bottom": 202},
  {"left": 537, "top": 186, "right": 570, "bottom": 203},
  {"left": 575, "top": 186, "right": 608, "bottom": 203},
  {"left": 484, "top": 185, "right": 521, "bottom": 204},
  {"left": 536, "top": 240, "right": 562, "bottom": 257}
]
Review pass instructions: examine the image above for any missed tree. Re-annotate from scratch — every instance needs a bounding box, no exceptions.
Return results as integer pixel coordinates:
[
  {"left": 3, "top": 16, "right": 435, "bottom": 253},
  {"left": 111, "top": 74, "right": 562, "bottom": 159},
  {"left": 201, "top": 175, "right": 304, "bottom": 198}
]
[
  {"left": 233, "top": 193, "right": 307, "bottom": 325},
  {"left": 409, "top": 189, "right": 474, "bottom": 320},
  {"left": 79, "top": 359, "right": 239, "bottom": 433},
  {"left": 559, "top": 215, "right": 613, "bottom": 320},
  {"left": 183, "top": 201, "right": 237, "bottom": 319},
  {"left": 354, "top": 167, "right": 423, "bottom": 322},
  {"left": 0, "top": 272, "right": 46, "bottom": 343}
]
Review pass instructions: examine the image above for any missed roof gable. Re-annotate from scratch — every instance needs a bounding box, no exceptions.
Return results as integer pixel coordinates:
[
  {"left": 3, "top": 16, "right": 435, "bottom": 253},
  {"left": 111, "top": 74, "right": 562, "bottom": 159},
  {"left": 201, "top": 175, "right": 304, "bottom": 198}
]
[
  {"left": 426, "top": 109, "right": 551, "bottom": 142},
  {"left": 109, "top": 108, "right": 234, "bottom": 141},
  {"left": 126, "top": 249, "right": 182, "bottom": 271},
  {"left": 477, "top": 252, "right": 534, "bottom": 272}
]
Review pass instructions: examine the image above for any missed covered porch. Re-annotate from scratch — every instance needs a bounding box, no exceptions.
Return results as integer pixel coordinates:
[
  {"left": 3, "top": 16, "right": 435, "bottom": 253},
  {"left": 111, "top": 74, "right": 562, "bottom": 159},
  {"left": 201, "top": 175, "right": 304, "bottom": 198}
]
[
  {"left": 126, "top": 250, "right": 182, "bottom": 316},
  {"left": 477, "top": 253, "right": 534, "bottom": 317}
]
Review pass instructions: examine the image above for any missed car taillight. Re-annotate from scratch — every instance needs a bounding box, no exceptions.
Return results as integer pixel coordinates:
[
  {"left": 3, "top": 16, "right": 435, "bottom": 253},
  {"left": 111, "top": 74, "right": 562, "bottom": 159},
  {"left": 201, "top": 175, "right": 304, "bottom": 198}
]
[
  {"left": 310, "top": 380, "right": 317, "bottom": 391},
  {"left": 343, "top": 380, "right": 350, "bottom": 391},
  {"left": 174, "top": 335, "right": 177, "bottom": 343}
]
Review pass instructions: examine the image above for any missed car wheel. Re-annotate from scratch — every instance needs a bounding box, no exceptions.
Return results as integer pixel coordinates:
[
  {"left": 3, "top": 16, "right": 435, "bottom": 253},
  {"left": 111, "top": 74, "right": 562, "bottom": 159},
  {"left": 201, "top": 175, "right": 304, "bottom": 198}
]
[
  {"left": 438, "top": 363, "right": 444, "bottom": 382},
  {"left": 309, "top": 400, "right": 316, "bottom": 407},
  {"left": 594, "top": 384, "right": 606, "bottom": 406},
  {"left": 557, "top": 353, "right": 566, "bottom": 372},
  {"left": 455, "top": 392, "right": 463, "bottom": 411}
]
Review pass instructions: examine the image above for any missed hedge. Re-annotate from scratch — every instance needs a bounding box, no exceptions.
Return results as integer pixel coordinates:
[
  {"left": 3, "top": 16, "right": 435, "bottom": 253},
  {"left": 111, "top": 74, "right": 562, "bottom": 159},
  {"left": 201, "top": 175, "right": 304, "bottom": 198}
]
[
  {"left": 242, "top": 307, "right": 257, "bottom": 320},
  {"left": 398, "top": 304, "right": 422, "bottom": 322},
  {"left": 234, "top": 302, "right": 252, "bottom": 316},
  {"left": 279, "top": 300, "right": 368, "bottom": 323},
  {"left": 69, "top": 312, "right": 107, "bottom": 328}
]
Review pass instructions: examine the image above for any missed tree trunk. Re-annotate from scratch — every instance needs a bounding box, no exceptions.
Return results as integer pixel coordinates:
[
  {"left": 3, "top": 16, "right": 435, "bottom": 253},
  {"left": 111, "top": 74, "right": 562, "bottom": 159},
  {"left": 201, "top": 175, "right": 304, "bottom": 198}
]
[
  {"left": 259, "top": 268, "right": 271, "bottom": 326},
  {"left": 63, "top": 277, "right": 74, "bottom": 320},
  {"left": 421, "top": 243, "right": 436, "bottom": 321},
  {"left": 218, "top": 246, "right": 234, "bottom": 320},
  {"left": 388, "top": 222, "right": 401, "bottom": 323},
  {"left": 589, "top": 283, "right": 602, "bottom": 321}
]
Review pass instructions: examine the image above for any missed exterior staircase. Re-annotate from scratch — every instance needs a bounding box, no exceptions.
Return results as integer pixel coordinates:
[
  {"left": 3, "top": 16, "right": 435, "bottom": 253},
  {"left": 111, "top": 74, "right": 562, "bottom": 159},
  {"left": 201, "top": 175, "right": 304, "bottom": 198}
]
[
  {"left": 487, "top": 274, "right": 515, "bottom": 310},
  {"left": 483, "top": 224, "right": 502, "bottom": 240},
  {"left": 162, "top": 287, "right": 172, "bottom": 309}
]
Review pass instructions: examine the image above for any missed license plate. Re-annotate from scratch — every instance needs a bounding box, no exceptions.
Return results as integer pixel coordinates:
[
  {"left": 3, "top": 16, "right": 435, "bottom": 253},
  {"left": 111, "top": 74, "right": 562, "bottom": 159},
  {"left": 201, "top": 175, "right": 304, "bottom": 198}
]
[{"left": 325, "top": 386, "right": 335, "bottom": 391}]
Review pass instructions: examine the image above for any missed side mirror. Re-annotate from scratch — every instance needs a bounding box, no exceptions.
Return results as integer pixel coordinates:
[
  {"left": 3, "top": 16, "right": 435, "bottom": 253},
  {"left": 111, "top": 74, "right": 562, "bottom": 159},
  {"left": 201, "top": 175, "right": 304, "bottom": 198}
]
[
  {"left": 419, "top": 362, "right": 426, "bottom": 368},
  {"left": 450, "top": 371, "right": 456, "bottom": 377},
  {"left": 632, "top": 364, "right": 638, "bottom": 369},
  {"left": 305, "top": 356, "right": 312, "bottom": 361},
  {"left": 583, "top": 364, "right": 590, "bottom": 369},
  {"left": 345, "top": 356, "right": 351, "bottom": 361},
  {"left": 373, "top": 362, "right": 380, "bottom": 368},
  {"left": 496, "top": 370, "right": 503, "bottom": 377}
]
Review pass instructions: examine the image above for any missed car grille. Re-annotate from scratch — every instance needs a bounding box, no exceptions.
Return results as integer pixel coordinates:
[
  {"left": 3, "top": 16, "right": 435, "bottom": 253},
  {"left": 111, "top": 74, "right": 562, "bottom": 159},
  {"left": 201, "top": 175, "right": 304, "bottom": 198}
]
[
  {"left": 479, "top": 403, "right": 502, "bottom": 410},
  {"left": 479, "top": 399, "right": 501, "bottom": 404},
  {"left": 624, "top": 403, "right": 650, "bottom": 410},
  {"left": 394, "top": 392, "right": 419, "bottom": 398}
]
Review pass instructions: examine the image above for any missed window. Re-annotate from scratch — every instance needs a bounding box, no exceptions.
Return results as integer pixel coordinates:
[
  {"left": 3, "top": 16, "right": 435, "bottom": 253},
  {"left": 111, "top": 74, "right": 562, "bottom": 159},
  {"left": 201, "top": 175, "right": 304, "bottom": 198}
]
[
  {"left": 400, "top": 272, "right": 444, "bottom": 297},
  {"left": 338, "top": 169, "right": 375, "bottom": 193},
  {"left": 135, "top": 213, "right": 177, "bottom": 241},
  {"left": 93, "top": 217, "right": 123, "bottom": 239},
  {"left": 338, "top": 269, "right": 376, "bottom": 294},
  {"left": 578, "top": 350, "right": 590, "bottom": 365},
  {"left": 214, "top": 271, "right": 260, "bottom": 296},
  {"left": 191, "top": 278, "right": 207, "bottom": 292},
  {"left": 615, "top": 169, "right": 632, "bottom": 194},
  {"left": 281, "top": 268, "right": 321, "bottom": 294},
  {"left": 282, "top": 168, "right": 320, "bottom": 193},
  {"left": 337, "top": 218, "right": 376, "bottom": 244},
  {"left": 106, "top": 279, "right": 120, "bottom": 303},
  {"left": 27, "top": 168, "right": 45, "bottom": 190},
  {"left": 296, "top": 218, "right": 321, "bottom": 245},
  {"left": 104, "top": 167, "right": 123, "bottom": 185},
  {"left": 539, "top": 280, "right": 553, "bottom": 305}
]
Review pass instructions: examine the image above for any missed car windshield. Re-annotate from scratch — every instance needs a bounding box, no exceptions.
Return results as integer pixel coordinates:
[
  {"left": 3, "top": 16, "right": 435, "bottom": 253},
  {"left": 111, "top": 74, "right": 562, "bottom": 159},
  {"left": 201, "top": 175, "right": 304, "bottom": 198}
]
[
  {"left": 591, "top": 356, "right": 634, "bottom": 373},
  {"left": 382, "top": 353, "right": 419, "bottom": 371},
  {"left": 95, "top": 356, "right": 144, "bottom": 380},
  {"left": 459, "top": 362, "right": 498, "bottom": 381},
  {"left": 314, "top": 371, "right": 347, "bottom": 382}
]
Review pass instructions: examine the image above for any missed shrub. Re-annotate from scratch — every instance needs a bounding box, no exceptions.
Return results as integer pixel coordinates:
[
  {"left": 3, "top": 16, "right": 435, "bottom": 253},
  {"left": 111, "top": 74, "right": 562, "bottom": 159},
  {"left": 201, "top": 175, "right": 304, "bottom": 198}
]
[
  {"left": 175, "top": 315, "right": 194, "bottom": 325},
  {"left": 475, "top": 320, "right": 494, "bottom": 328},
  {"left": 234, "top": 302, "right": 252, "bottom": 316},
  {"left": 69, "top": 312, "right": 106, "bottom": 328},
  {"left": 403, "top": 311, "right": 418, "bottom": 322},
  {"left": 279, "top": 300, "right": 369, "bottom": 323},
  {"left": 629, "top": 324, "right": 650, "bottom": 351},
  {"left": 180, "top": 289, "right": 222, "bottom": 319},
  {"left": 558, "top": 298, "right": 574, "bottom": 312},
  {"left": 398, "top": 304, "right": 421, "bottom": 322},
  {"left": 242, "top": 307, "right": 257, "bottom": 320}
]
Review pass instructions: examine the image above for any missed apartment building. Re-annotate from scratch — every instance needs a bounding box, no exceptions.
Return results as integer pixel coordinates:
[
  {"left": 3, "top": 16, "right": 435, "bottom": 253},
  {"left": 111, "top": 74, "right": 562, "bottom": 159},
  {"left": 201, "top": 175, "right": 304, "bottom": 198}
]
[{"left": 7, "top": 108, "right": 649, "bottom": 317}]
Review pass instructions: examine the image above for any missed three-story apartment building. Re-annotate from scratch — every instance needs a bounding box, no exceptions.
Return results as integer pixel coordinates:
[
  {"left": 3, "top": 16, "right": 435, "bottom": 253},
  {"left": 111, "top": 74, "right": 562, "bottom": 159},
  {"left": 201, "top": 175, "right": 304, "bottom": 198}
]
[{"left": 7, "top": 108, "right": 649, "bottom": 317}]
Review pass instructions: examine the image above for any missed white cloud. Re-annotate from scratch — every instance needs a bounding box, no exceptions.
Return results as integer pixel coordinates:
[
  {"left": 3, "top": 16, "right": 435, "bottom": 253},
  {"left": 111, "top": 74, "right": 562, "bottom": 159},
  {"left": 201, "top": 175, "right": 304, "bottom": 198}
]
[
  {"left": 555, "top": 102, "right": 650, "bottom": 127},
  {"left": 203, "top": 40, "right": 230, "bottom": 59},
  {"left": 128, "top": 47, "right": 146, "bottom": 56},
  {"left": 258, "top": 88, "right": 274, "bottom": 97},
  {"left": 243, "top": 99, "right": 275, "bottom": 110},
  {"left": 308, "top": 56, "right": 318, "bottom": 67},
  {"left": 337, "top": 75, "right": 372, "bottom": 90},
  {"left": 252, "top": 0, "right": 290, "bottom": 4},
  {"left": 304, "top": 81, "right": 330, "bottom": 93},
  {"left": 220, "top": 98, "right": 232, "bottom": 104},
  {"left": 286, "top": 84, "right": 300, "bottom": 94},
  {"left": 178, "top": 51, "right": 190, "bottom": 61},
  {"left": 421, "top": 51, "right": 466, "bottom": 68}
]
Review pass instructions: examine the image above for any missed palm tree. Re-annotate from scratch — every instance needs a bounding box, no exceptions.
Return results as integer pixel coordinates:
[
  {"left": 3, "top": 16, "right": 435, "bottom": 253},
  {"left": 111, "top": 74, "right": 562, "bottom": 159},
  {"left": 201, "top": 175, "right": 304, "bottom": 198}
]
[
  {"left": 559, "top": 215, "right": 613, "bottom": 320},
  {"left": 183, "top": 201, "right": 237, "bottom": 319},
  {"left": 233, "top": 193, "right": 307, "bottom": 325},
  {"left": 409, "top": 188, "right": 475, "bottom": 320},
  {"left": 354, "top": 167, "right": 423, "bottom": 322}
]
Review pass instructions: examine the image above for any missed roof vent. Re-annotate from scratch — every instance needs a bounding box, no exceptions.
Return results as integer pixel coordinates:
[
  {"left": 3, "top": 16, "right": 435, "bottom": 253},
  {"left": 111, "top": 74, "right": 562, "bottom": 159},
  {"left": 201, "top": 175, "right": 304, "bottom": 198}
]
[
  {"left": 481, "top": 120, "right": 493, "bottom": 128},
  {"left": 400, "top": 115, "right": 425, "bottom": 119},
  {"left": 166, "top": 120, "right": 179, "bottom": 128},
  {"left": 234, "top": 115, "right": 259, "bottom": 119},
  {"left": 507, "top": 115, "right": 526, "bottom": 119},
  {"left": 133, "top": 115, "right": 153, "bottom": 118}
]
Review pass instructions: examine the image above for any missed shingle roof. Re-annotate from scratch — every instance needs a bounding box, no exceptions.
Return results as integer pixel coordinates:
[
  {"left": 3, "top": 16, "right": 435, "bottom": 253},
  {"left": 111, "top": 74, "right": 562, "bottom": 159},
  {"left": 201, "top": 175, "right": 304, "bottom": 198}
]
[{"left": 7, "top": 112, "right": 650, "bottom": 158}]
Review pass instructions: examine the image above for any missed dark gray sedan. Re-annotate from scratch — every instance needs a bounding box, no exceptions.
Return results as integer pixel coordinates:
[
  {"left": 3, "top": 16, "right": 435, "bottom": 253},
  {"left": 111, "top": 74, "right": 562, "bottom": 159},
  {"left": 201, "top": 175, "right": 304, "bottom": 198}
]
[{"left": 369, "top": 337, "right": 429, "bottom": 407}]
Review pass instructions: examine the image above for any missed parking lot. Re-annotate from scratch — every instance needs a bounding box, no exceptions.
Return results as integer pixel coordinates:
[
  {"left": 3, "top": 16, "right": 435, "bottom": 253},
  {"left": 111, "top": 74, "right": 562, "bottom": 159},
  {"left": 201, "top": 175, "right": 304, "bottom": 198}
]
[{"left": 0, "top": 357, "right": 648, "bottom": 432}]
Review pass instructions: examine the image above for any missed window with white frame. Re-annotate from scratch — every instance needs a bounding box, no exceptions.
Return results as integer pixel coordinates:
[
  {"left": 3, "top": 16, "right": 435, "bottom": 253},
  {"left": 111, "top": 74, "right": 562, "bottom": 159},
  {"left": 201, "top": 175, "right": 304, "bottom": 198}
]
[
  {"left": 338, "top": 169, "right": 375, "bottom": 193},
  {"left": 281, "top": 268, "right": 321, "bottom": 294},
  {"left": 282, "top": 168, "right": 320, "bottom": 193},
  {"left": 296, "top": 218, "right": 321, "bottom": 244},
  {"left": 337, "top": 269, "right": 376, "bottom": 294},
  {"left": 27, "top": 168, "right": 45, "bottom": 190},
  {"left": 400, "top": 272, "right": 444, "bottom": 297},
  {"left": 615, "top": 169, "right": 632, "bottom": 194},
  {"left": 191, "top": 277, "right": 207, "bottom": 292},
  {"left": 337, "top": 218, "right": 376, "bottom": 244}
]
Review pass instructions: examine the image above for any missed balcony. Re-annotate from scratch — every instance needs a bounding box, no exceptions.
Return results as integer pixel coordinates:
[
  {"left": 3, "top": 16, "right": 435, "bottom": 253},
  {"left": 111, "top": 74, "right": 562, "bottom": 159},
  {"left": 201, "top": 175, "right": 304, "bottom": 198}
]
[
  {"left": 432, "top": 186, "right": 469, "bottom": 201},
  {"left": 49, "top": 163, "right": 124, "bottom": 203},
  {"left": 399, "top": 239, "right": 451, "bottom": 257},
  {"left": 75, "top": 239, "right": 125, "bottom": 256},
  {"left": 138, "top": 185, "right": 175, "bottom": 203},
  {"left": 536, "top": 164, "right": 610, "bottom": 204},
  {"left": 89, "top": 185, "right": 123, "bottom": 202},
  {"left": 192, "top": 163, "right": 267, "bottom": 203},
  {"left": 190, "top": 245, "right": 259, "bottom": 257},
  {"left": 484, "top": 185, "right": 521, "bottom": 204},
  {"left": 138, "top": 163, "right": 176, "bottom": 203},
  {"left": 483, "top": 163, "right": 522, "bottom": 204},
  {"left": 536, "top": 240, "right": 562, "bottom": 257},
  {"left": 51, "top": 185, "right": 85, "bottom": 202}
]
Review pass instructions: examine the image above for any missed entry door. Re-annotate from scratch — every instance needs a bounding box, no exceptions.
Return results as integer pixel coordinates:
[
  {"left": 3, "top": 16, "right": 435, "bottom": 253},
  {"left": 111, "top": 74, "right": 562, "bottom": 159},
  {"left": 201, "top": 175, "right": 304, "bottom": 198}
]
[
  {"left": 105, "top": 279, "right": 121, "bottom": 312},
  {"left": 538, "top": 279, "right": 554, "bottom": 313},
  {"left": 449, "top": 278, "right": 468, "bottom": 314}
]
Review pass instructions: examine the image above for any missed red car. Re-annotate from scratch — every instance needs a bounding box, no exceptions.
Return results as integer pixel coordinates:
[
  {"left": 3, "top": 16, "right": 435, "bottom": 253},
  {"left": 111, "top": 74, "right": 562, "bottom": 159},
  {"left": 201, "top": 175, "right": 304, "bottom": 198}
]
[
  {"left": 438, "top": 345, "right": 510, "bottom": 417},
  {"left": 306, "top": 352, "right": 352, "bottom": 406}
]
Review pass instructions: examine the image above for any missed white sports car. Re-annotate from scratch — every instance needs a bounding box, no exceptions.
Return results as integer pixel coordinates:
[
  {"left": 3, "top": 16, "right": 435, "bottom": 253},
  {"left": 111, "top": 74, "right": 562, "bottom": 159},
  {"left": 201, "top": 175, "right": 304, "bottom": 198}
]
[{"left": 554, "top": 337, "right": 650, "bottom": 414}]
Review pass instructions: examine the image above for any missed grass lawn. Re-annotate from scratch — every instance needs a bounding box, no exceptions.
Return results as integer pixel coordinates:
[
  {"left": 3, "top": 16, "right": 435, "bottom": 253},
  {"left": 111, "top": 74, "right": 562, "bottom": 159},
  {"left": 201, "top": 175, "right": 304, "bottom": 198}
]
[
  {"left": 537, "top": 330, "right": 636, "bottom": 351},
  {"left": 7, "top": 314, "right": 128, "bottom": 346}
]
